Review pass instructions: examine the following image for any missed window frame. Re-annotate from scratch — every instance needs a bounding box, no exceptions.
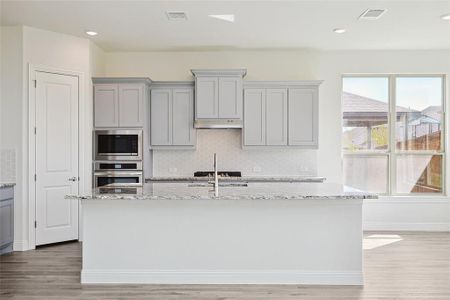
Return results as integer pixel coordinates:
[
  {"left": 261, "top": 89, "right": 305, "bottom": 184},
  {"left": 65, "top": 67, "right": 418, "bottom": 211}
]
[{"left": 342, "top": 74, "right": 446, "bottom": 196}]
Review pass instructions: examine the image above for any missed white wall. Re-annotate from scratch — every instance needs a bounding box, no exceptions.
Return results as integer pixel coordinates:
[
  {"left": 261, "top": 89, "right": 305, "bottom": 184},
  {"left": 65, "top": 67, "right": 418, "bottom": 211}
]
[
  {"left": 105, "top": 49, "right": 450, "bottom": 231},
  {"left": 0, "top": 25, "right": 106, "bottom": 250},
  {"left": 1, "top": 26, "right": 24, "bottom": 248}
]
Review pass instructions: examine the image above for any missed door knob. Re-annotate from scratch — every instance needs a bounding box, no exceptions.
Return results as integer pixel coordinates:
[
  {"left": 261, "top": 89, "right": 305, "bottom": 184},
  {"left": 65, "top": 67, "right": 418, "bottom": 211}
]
[{"left": 68, "top": 177, "right": 77, "bottom": 182}]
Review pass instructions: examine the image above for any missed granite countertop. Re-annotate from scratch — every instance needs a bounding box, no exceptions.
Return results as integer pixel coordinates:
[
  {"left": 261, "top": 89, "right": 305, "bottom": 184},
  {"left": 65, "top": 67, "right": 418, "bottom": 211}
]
[
  {"left": 67, "top": 182, "right": 377, "bottom": 201},
  {"left": 145, "top": 176, "right": 326, "bottom": 183},
  {"left": 0, "top": 183, "right": 15, "bottom": 189}
]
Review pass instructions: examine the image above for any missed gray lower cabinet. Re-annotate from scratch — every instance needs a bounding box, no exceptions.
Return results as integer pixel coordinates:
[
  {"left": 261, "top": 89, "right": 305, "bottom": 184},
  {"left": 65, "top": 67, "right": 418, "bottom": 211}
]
[
  {"left": 151, "top": 86, "right": 195, "bottom": 148},
  {"left": 243, "top": 81, "right": 321, "bottom": 148},
  {"left": 93, "top": 78, "right": 150, "bottom": 128},
  {"left": 0, "top": 187, "right": 14, "bottom": 255}
]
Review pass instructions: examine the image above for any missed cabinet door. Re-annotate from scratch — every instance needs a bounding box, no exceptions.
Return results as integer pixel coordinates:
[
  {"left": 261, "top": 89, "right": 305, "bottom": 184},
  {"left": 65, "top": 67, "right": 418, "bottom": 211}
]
[
  {"left": 0, "top": 189, "right": 14, "bottom": 249},
  {"left": 243, "top": 89, "right": 266, "bottom": 146},
  {"left": 94, "top": 84, "right": 119, "bottom": 127},
  {"left": 118, "top": 84, "right": 144, "bottom": 127},
  {"left": 172, "top": 88, "right": 195, "bottom": 146},
  {"left": 288, "top": 88, "right": 318, "bottom": 146},
  {"left": 265, "top": 89, "right": 288, "bottom": 145},
  {"left": 196, "top": 77, "right": 219, "bottom": 119},
  {"left": 218, "top": 76, "right": 242, "bottom": 119},
  {"left": 151, "top": 89, "right": 172, "bottom": 146}
]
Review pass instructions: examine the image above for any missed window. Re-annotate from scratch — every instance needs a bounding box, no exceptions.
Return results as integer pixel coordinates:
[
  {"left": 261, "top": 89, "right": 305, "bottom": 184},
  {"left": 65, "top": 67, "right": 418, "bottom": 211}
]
[{"left": 342, "top": 75, "right": 445, "bottom": 195}]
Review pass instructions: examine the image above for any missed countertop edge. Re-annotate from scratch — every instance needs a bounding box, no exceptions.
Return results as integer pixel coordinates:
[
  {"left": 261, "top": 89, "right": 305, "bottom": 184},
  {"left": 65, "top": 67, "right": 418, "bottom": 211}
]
[{"left": 0, "top": 183, "right": 16, "bottom": 188}]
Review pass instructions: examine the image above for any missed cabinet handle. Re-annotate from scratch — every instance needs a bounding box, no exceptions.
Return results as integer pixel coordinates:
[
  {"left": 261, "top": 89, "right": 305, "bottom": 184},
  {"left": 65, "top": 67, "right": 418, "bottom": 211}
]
[{"left": 68, "top": 177, "right": 77, "bottom": 182}]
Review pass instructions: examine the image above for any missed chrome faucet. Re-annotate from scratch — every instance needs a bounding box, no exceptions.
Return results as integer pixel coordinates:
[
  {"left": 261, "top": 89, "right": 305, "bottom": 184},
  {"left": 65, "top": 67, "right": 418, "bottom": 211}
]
[{"left": 214, "top": 153, "right": 218, "bottom": 197}]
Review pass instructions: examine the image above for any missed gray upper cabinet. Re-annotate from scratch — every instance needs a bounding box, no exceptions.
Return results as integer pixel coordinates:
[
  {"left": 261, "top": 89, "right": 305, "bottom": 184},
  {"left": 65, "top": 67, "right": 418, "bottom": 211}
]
[
  {"left": 172, "top": 89, "right": 195, "bottom": 146},
  {"left": 218, "top": 77, "right": 243, "bottom": 119},
  {"left": 94, "top": 84, "right": 119, "bottom": 127},
  {"left": 243, "top": 88, "right": 287, "bottom": 146},
  {"left": 288, "top": 88, "right": 318, "bottom": 146},
  {"left": 118, "top": 84, "right": 144, "bottom": 127},
  {"left": 243, "top": 81, "right": 321, "bottom": 148},
  {"left": 151, "top": 89, "right": 172, "bottom": 146},
  {"left": 195, "top": 77, "right": 218, "bottom": 118},
  {"left": 191, "top": 69, "right": 246, "bottom": 121},
  {"left": 265, "top": 89, "right": 287, "bottom": 146},
  {"left": 93, "top": 78, "right": 151, "bottom": 128},
  {"left": 150, "top": 83, "right": 195, "bottom": 148},
  {"left": 243, "top": 89, "right": 265, "bottom": 146}
]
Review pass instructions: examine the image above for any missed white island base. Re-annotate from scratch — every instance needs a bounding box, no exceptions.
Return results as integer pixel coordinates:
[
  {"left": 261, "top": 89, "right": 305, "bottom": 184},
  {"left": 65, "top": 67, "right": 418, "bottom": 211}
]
[{"left": 81, "top": 198, "right": 363, "bottom": 285}]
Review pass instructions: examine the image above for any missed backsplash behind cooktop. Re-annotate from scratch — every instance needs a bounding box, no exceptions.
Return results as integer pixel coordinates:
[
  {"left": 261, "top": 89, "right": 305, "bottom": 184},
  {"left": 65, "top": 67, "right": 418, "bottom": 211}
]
[{"left": 152, "top": 129, "right": 317, "bottom": 176}]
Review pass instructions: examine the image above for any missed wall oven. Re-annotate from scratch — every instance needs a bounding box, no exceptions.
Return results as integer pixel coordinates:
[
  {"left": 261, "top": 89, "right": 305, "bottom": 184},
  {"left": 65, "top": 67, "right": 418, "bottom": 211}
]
[
  {"left": 94, "top": 130, "right": 142, "bottom": 161},
  {"left": 93, "top": 161, "right": 143, "bottom": 188}
]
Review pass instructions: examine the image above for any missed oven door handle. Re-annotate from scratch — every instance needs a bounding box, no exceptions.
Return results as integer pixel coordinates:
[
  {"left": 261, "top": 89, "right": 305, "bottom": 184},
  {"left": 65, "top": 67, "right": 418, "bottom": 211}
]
[{"left": 93, "top": 172, "right": 143, "bottom": 177}]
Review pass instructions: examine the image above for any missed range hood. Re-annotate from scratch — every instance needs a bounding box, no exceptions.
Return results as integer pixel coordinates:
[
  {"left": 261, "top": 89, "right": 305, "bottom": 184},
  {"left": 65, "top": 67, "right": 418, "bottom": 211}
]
[{"left": 194, "top": 119, "right": 243, "bottom": 129}]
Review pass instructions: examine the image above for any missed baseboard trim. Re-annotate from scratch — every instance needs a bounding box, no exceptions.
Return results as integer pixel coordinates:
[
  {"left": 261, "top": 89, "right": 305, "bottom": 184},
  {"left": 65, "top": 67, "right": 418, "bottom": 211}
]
[
  {"left": 13, "top": 240, "right": 29, "bottom": 251},
  {"left": 364, "top": 222, "right": 450, "bottom": 232},
  {"left": 81, "top": 269, "right": 363, "bottom": 285}
]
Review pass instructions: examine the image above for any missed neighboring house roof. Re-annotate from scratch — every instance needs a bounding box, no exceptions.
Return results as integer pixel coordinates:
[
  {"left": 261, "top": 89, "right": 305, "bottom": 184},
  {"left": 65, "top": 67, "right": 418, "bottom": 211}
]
[
  {"left": 421, "top": 105, "right": 442, "bottom": 122},
  {"left": 342, "top": 92, "right": 417, "bottom": 113},
  {"left": 408, "top": 116, "right": 440, "bottom": 126}
]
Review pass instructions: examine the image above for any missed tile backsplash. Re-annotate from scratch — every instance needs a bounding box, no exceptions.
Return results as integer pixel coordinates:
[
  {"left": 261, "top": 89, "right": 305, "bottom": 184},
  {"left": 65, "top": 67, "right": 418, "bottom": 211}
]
[
  {"left": 153, "top": 129, "right": 317, "bottom": 176},
  {"left": 0, "top": 148, "right": 16, "bottom": 182}
]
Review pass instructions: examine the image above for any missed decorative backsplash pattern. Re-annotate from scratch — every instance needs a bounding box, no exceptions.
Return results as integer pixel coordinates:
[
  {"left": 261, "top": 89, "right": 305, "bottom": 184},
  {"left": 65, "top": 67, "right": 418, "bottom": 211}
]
[
  {"left": 153, "top": 130, "right": 317, "bottom": 176},
  {"left": 0, "top": 148, "right": 16, "bottom": 182}
]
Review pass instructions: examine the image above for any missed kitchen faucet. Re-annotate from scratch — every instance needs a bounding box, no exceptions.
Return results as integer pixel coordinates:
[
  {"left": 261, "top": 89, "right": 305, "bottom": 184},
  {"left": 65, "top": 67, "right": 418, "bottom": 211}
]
[{"left": 214, "top": 153, "right": 218, "bottom": 197}]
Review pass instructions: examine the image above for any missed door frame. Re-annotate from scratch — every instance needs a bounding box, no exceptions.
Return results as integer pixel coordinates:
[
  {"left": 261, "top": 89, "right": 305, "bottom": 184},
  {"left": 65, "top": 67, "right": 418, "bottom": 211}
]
[{"left": 28, "top": 64, "right": 86, "bottom": 249}]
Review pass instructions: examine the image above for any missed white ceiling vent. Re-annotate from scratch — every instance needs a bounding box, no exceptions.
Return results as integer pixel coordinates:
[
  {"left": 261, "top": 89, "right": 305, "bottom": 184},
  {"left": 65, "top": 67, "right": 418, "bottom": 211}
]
[
  {"left": 166, "top": 11, "right": 188, "bottom": 21},
  {"left": 359, "top": 9, "right": 387, "bottom": 20}
]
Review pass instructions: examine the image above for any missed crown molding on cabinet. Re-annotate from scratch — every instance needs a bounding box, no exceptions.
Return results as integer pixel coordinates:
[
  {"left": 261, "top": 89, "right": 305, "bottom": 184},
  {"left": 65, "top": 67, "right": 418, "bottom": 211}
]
[
  {"left": 92, "top": 77, "right": 152, "bottom": 85},
  {"left": 191, "top": 69, "right": 247, "bottom": 77},
  {"left": 243, "top": 80, "right": 323, "bottom": 89},
  {"left": 150, "top": 81, "right": 194, "bottom": 89}
]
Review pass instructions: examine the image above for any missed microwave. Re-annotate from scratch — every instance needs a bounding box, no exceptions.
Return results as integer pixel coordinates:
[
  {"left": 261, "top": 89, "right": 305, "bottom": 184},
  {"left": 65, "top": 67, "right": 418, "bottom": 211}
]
[{"left": 94, "top": 130, "right": 142, "bottom": 161}]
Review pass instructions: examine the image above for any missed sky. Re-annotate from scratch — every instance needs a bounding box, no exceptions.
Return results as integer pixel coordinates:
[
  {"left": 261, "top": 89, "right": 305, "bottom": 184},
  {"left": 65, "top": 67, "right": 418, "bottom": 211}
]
[{"left": 343, "top": 76, "right": 443, "bottom": 111}]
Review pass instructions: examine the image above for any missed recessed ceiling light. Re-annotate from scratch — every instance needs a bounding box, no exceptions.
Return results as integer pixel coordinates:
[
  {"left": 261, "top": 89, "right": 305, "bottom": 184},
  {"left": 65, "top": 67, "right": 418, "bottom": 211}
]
[
  {"left": 85, "top": 31, "right": 97, "bottom": 36},
  {"left": 208, "top": 14, "right": 235, "bottom": 23},
  {"left": 333, "top": 28, "right": 346, "bottom": 34},
  {"left": 441, "top": 13, "right": 450, "bottom": 20}
]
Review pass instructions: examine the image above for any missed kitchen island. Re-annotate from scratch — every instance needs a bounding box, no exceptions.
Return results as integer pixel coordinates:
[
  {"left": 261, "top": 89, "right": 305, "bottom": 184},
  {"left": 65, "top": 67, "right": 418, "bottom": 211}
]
[{"left": 69, "top": 182, "right": 376, "bottom": 285}]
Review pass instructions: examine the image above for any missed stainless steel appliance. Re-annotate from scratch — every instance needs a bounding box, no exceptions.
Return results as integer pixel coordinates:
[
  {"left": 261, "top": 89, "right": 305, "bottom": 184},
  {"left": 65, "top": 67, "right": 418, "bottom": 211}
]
[
  {"left": 93, "top": 161, "right": 143, "bottom": 188},
  {"left": 94, "top": 129, "right": 142, "bottom": 161}
]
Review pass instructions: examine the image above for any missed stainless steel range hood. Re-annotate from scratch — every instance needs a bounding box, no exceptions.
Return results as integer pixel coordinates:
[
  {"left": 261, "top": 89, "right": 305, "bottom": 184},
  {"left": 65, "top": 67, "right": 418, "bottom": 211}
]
[{"left": 194, "top": 119, "right": 243, "bottom": 129}]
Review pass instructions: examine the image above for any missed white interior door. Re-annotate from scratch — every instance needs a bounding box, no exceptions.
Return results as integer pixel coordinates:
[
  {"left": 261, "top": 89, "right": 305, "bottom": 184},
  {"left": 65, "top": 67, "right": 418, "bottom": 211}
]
[{"left": 35, "top": 71, "right": 79, "bottom": 246}]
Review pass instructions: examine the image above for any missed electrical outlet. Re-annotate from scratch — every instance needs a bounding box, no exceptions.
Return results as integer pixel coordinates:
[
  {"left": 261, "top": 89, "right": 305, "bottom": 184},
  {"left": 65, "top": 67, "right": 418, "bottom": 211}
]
[
  {"left": 299, "top": 166, "right": 310, "bottom": 172},
  {"left": 253, "top": 166, "right": 262, "bottom": 173}
]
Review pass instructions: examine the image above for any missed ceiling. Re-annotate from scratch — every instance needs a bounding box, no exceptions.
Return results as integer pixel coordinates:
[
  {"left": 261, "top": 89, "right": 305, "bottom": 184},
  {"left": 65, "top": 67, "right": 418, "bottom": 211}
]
[{"left": 1, "top": 0, "right": 449, "bottom": 51}]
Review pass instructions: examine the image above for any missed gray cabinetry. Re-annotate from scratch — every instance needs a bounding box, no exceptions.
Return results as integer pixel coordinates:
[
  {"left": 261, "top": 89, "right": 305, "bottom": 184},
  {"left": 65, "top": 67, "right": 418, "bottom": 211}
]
[
  {"left": 243, "top": 81, "right": 321, "bottom": 148},
  {"left": 0, "top": 186, "right": 14, "bottom": 255},
  {"left": 118, "top": 84, "right": 145, "bottom": 127},
  {"left": 93, "top": 78, "right": 150, "bottom": 128},
  {"left": 288, "top": 88, "right": 318, "bottom": 146},
  {"left": 94, "top": 84, "right": 119, "bottom": 127},
  {"left": 150, "top": 83, "right": 195, "bottom": 148},
  {"left": 191, "top": 69, "right": 246, "bottom": 123},
  {"left": 243, "top": 88, "right": 287, "bottom": 146},
  {"left": 266, "top": 89, "right": 288, "bottom": 146}
]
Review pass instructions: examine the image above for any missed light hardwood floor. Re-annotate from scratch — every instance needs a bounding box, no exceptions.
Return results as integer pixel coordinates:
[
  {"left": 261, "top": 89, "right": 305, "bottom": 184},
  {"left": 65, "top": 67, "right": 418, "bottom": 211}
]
[{"left": 1, "top": 232, "right": 449, "bottom": 299}]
